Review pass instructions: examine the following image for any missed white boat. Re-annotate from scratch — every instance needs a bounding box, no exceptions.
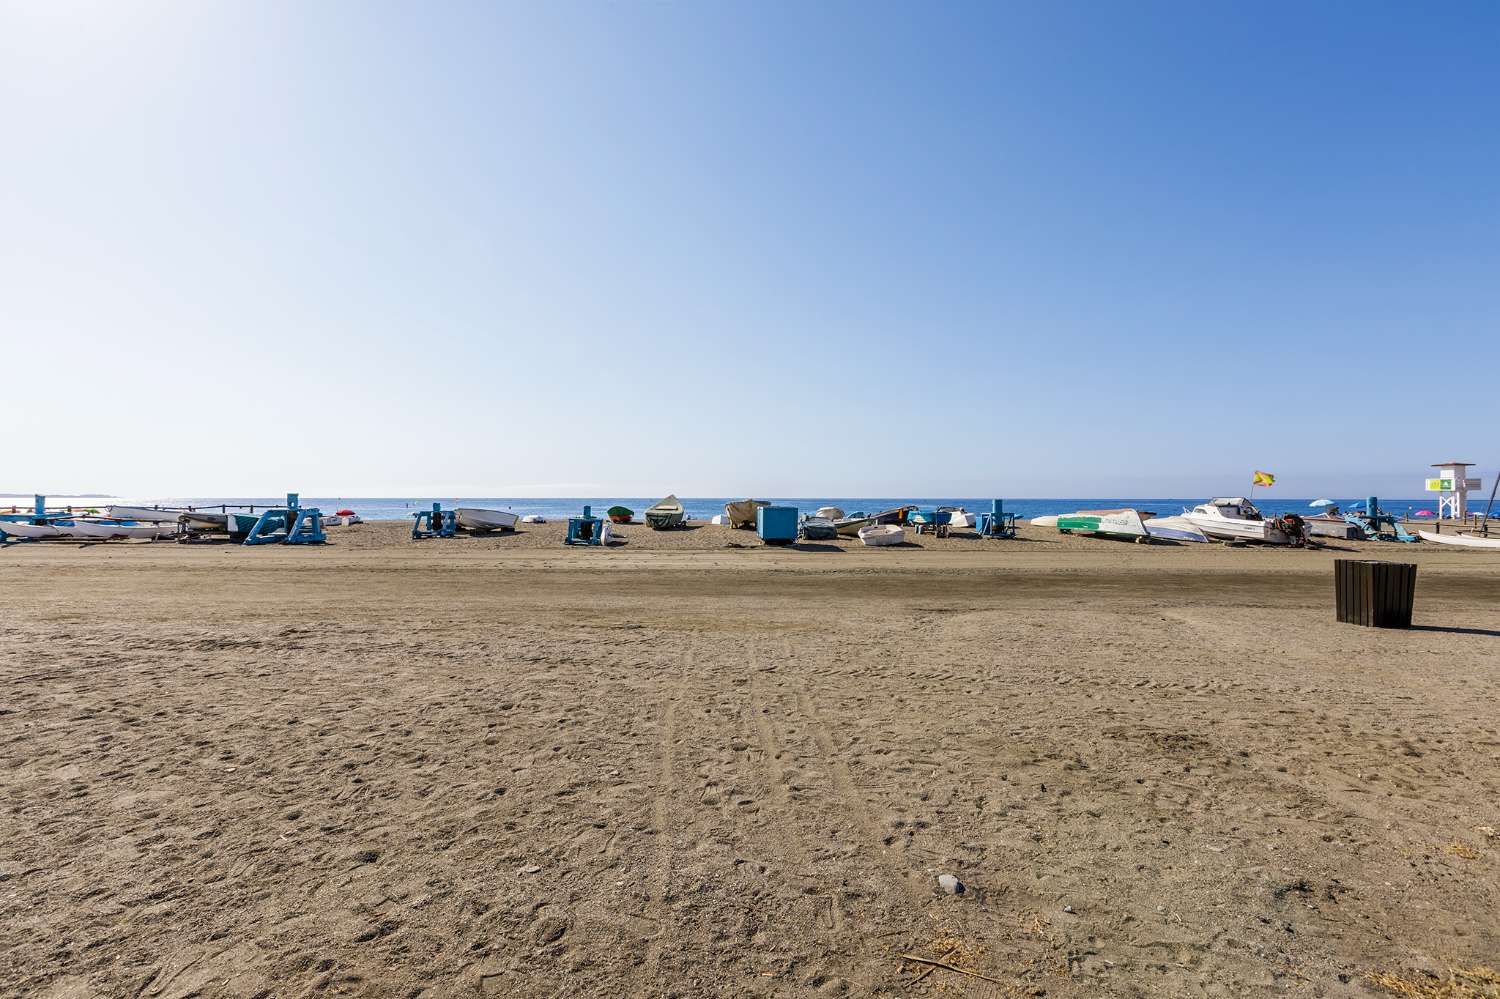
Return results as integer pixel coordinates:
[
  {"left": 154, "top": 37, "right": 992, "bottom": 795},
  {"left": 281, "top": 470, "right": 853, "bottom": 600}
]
[
  {"left": 103, "top": 505, "right": 190, "bottom": 523},
  {"left": 1143, "top": 515, "right": 1210, "bottom": 543},
  {"left": 858, "top": 523, "right": 905, "bottom": 546},
  {"left": 813, "top": 506, "right": 845, "bottom": 521},
  {"left": 944, "top": 509, "right": 975, "bottom": 529},
  {"left": 521, "top": 514, "right": 547, "bottom": 524},
  {"left": 1, "top": 520, "right": 68, "bottom": 539},
  {"left": 1182, "top": 498, "right": 1296, "bottom": 545},
  {"left": 1029, "top": 515, "right": 1060, "bottom": 528},
  {"left": 70, "top": 519, "right": 166, "bottom": 540},
  {"left": 1417, "top": 530, "right": 1500, "bottom": 549},
  {"left": 1046, "top": 508, "right": 1154, "bottom": 541},
  {"left": 454, "top": 507, "right": 520, "bottom": 532}
]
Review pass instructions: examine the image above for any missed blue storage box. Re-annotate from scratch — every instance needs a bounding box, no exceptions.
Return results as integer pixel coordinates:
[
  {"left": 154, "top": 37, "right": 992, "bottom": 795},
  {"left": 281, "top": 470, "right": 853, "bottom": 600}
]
[{"left": 756, "top": 505, "right": 798, "bottom": 545}]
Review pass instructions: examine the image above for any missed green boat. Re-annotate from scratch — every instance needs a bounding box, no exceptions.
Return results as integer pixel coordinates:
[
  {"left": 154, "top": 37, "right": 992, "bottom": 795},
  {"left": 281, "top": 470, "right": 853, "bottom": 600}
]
[{"left": 1050, "top": 508, "right": 1153, "bottom": 541}]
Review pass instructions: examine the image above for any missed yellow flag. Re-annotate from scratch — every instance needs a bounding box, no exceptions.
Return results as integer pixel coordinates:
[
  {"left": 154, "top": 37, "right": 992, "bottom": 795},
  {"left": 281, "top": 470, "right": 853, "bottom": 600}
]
[{"left": 1253, "top": 470, "right": 1275, "bottom": 487}]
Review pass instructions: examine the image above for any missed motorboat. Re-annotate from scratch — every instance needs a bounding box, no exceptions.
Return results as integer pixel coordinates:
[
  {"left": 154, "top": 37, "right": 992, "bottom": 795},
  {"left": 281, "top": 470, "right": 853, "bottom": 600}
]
[
  {"left": 857, "top": 523, "right": 905, "bottom": 546},
  {"left": 1143, "top": 515, "right": 1210, "bottom": 543},
  {"left": 454, "top": 507, "right": 520, "bottom": 532},
  {"left": 645, "top": 495, "right": 686, "bottom": 530},
  {"left": 1182, "top": 498, "right": 1300, "bottom": 545}
]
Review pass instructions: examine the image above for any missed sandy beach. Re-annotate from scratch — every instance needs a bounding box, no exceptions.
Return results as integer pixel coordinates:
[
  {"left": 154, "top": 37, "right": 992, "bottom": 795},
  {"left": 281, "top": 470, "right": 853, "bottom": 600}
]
[{"left": 4, "top": 522, "right": 1498, "bottom": 997}]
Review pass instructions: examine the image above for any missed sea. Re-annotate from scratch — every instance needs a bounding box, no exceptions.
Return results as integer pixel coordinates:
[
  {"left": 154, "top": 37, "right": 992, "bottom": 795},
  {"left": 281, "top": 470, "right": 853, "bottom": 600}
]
[{"left": 13, "top": 496, "right": 1438, "bottom": 521}]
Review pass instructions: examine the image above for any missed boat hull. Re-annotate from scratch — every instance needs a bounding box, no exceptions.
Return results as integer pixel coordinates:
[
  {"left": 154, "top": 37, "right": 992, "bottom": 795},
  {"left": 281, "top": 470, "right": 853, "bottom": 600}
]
[
  {"left": 1143, "top": 515, "right": 1210, "bottom": 543},
  {"left": 1417, "top": 530, "right": 1500, "bottom": 549},
  {"left": 104, "top": 505, "right": 188, "bottom": 523},
  {"left": 454, "top": 508, "right": 520, "bottom": 532},
  {"left": 834, "top": 516, "right": 874, "bottom": 537},
  {"left": 858, "top": 524, "right": 905, "bottom": 546},
  {"left": 0, "top": 521, "right": 66, "bottom": 538},
  {"left": 1055, "top": 510, "right": 1150, "bottom": 540},
  {"left": 71, "top": 520, "right": 165, "bottom": 539}
]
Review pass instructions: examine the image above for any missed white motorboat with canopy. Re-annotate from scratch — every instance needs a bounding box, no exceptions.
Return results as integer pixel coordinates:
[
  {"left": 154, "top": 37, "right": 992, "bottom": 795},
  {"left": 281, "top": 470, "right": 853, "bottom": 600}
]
[{"left": 1182, "top": 498, "right": 1301, "bottom": 545}]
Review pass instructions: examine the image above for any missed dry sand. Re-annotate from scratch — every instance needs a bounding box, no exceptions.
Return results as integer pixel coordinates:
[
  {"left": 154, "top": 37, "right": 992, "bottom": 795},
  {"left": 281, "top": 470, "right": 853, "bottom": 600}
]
[{"left": 3, "top": 522, "right": 1498, "bottom": 997}]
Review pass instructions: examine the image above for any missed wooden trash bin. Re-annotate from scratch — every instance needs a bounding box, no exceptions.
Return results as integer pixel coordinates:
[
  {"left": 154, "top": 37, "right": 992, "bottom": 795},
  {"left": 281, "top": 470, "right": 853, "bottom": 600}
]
[{"left": 1335, "top": 559, "right": 1416, "bottom": 628}]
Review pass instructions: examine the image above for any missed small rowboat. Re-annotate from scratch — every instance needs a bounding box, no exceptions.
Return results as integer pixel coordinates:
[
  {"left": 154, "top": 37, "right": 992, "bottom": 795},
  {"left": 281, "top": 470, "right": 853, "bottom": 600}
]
[
  {"left": 454, "top": 507, "right": 520, "bottom": 532},
  {"left": 70, "top": 520, "right": 166, "bottom": 540},
  {"left": 606, "top": 506, "right": 634, "bottom": 524},
  {"left": 1417, "top": 530, "right": 1500, "bottom": 549},
  {"left": 858, "top": 524, "right": 905, "bottom": 547},
  {"left": 0, "top": 520, "right": 68, "bottom": 539}
]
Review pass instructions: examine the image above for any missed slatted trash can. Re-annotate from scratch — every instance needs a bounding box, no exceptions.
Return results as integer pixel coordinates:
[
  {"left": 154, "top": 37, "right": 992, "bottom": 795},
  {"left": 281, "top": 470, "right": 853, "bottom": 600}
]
[{"left": 1335, "top": 559, "right": 1416, "bottom": 628}]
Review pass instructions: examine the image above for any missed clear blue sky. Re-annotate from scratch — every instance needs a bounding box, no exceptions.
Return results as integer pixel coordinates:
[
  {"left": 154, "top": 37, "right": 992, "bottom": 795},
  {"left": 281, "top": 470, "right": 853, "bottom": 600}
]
[{"left": 3, "top": 1, "right": 1495, "bottom": 498}]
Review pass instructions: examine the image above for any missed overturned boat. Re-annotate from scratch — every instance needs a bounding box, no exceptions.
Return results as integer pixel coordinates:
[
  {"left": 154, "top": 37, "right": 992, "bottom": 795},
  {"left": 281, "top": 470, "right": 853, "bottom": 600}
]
[{"left": 455, "top": 507, "right": 520, "bottom": 532}]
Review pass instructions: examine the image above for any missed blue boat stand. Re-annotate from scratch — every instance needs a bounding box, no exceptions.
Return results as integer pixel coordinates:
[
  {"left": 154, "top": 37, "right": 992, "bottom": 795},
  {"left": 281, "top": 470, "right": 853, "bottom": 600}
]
[
  {"left": 565, "top": 505, "right": 604, "bottom": 545},
  {"left": 244, "top": 493, "right": 327, "bottom": 546},
  {"left": 412, "top": 502, "right": 458, "bottom": 539},
  {"left": 976, "top": 500, "right": 1018, "bottom": 539}
]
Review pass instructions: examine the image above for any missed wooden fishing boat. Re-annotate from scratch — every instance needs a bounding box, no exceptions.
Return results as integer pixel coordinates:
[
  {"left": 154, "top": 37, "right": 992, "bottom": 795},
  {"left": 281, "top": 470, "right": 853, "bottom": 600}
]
[
  {"left": 454, "top": 507, "right": 520, "bottom": 532},
  {"left": 607, "top": 506, "right": 634, "bottom": 524},
  {"left": 645, "top": 495, "right": 686, "bottom": 529}
]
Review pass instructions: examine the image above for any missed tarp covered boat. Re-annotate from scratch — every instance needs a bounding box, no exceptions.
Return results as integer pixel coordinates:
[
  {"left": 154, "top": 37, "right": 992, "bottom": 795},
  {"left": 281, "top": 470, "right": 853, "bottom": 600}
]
[
  {"left": 725, "top": 499, "right": 769, "bottom": 529},
  {"left": 645, "top": 495, "right": 686, "bottom": 530},
  {"left": 800, "top": 519, "right": 839, "bottom": 541}
]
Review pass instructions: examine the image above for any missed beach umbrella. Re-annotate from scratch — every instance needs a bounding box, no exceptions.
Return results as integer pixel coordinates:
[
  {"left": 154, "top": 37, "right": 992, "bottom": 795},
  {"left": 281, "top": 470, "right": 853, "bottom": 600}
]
[
  {"left": 1309, "top": 499, "right": 1335, "bottom": 508},
  {"left": 335, "top": 508, "right": 355, "bottom": 516},
  {"left": 1414, "top": 509, "right": 1436, "bottom": 517}
]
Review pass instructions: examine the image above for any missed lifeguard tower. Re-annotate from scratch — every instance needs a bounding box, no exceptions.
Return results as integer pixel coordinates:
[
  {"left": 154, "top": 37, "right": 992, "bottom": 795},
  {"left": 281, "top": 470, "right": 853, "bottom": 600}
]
[{"left": 1427, "top": 461, "right": 1482, "bottom": 520}]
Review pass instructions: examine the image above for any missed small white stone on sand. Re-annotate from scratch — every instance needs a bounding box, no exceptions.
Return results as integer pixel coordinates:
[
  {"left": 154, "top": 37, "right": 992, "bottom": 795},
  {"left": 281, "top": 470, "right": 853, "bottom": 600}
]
[{"left": 937, "top": 874, "right": 962, "bottom": 894}]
